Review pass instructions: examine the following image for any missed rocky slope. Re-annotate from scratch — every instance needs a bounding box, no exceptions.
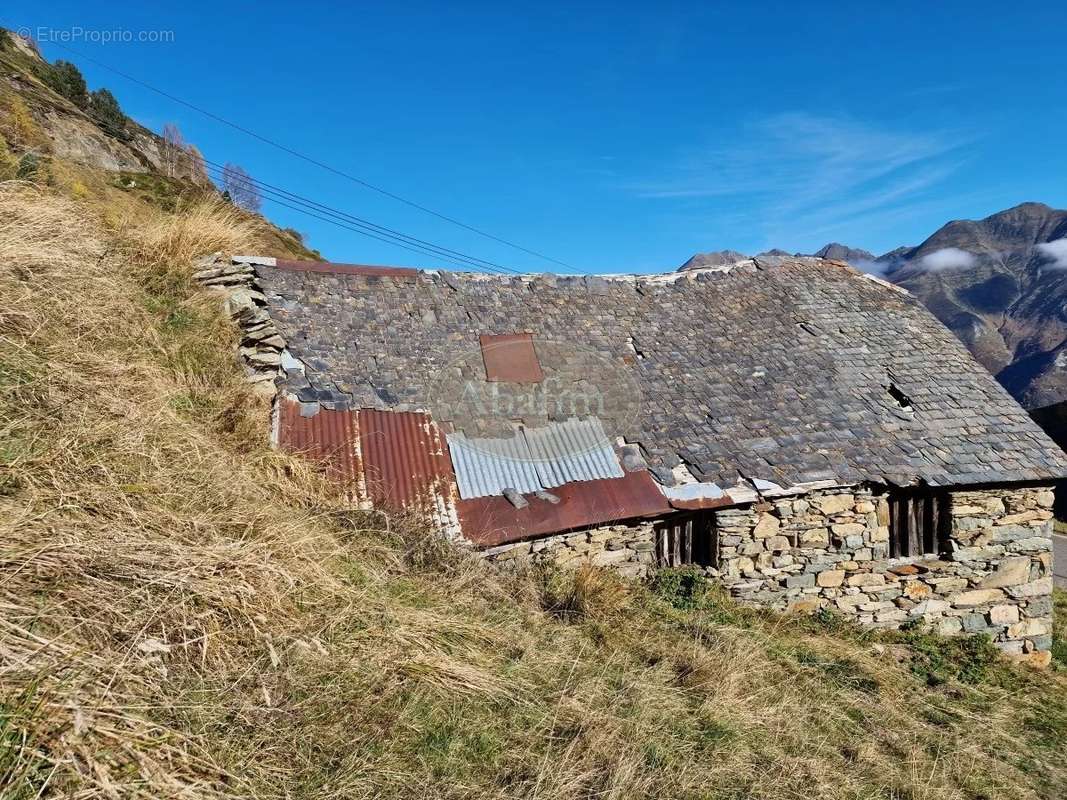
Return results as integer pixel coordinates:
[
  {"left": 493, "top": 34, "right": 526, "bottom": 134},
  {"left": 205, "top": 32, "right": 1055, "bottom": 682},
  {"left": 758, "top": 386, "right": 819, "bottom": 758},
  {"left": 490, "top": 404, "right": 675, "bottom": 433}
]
[
  {"left": 0, "top": 30, "right": 209, "bottom": 183},
  {"left": 885, "top": 203, "right": 1067, "bottom": 409},
  {"left": 678, "top": 249, "right": 748, "bottom": 269},
  {"left": 680, "top": 204, "right": 1067, "bottom": 409},
  {"left": 810, "top": 242, "right": 875, "bottom": 262}
]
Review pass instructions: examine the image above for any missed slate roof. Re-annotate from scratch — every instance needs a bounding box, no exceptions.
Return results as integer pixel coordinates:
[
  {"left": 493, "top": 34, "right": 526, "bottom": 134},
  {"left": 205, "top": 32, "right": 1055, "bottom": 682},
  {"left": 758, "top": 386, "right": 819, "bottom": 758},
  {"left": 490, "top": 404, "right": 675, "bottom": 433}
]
[{"left": 253, "top": 255, "right": 1067, "bottom": 490}]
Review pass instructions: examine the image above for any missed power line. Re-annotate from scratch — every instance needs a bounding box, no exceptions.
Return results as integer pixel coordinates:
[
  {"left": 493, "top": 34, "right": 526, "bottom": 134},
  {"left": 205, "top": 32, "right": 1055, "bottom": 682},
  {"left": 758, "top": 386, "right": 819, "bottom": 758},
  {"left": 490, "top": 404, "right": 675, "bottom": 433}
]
[
  {"left": 203, "top": 164, "right": 499, "bottom": 272},
  {"left": 202, "top": 158, "right": 521, "bottom": 274},
  {"left": 34, "top": 37, "right": 583, "bottom": 272},
  {"left": 203, "top": 163, "right": 506, "bottom": 272},
  {"left": 202, "top": 162, "right": 516, "bottom": 273}
]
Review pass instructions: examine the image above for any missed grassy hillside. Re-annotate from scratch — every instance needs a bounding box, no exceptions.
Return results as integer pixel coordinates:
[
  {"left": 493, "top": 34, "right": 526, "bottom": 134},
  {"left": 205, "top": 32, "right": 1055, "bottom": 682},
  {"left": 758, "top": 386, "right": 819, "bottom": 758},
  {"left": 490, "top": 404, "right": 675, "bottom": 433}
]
[{"left": 1, "top": 177, "right": 1066, "bottom": 798}]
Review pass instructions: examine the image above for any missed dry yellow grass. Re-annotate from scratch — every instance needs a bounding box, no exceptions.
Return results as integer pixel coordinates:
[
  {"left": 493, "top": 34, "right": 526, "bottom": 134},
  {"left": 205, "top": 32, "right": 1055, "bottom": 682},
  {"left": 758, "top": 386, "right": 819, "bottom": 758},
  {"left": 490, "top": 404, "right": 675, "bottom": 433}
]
[
  {"left": 0, "top": 92, "right": 47, "bottom": 152},
  {"left": 1, "top": 179, "right": 1066, "bottom": 800}
]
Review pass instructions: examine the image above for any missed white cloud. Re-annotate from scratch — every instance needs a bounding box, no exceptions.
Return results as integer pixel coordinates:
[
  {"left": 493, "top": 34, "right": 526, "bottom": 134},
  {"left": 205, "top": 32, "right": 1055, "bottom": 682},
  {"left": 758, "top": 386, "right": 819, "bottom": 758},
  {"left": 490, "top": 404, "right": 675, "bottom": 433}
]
[
  {"left": 851, "top": 257, "right": 888, "bottom": 275},
  {"left": 918, "top": 247, "right": 977, "bottom": 271},
  {"left": 1036, "top": 238, "right": 1067, "bottom": 269},
  {"left": 630, "top": 112, "right": 972, "bottom": 250}
]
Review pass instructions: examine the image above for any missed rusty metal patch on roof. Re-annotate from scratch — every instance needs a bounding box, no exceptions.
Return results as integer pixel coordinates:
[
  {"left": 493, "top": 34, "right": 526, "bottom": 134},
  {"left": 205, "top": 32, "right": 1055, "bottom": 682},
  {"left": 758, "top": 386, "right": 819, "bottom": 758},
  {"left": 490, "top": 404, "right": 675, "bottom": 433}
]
[
  {"left": 479, "top": 333, "right": 544, "bottom": 383},
  {"left": 276, "top": 400, "right": 673, "bottom": 543},
  {"left": 457, "top": 469, "right": 672, "bottom": 547},
  {"left": 358, "top": 409, "right": 455, "bottom": 509},
  {"left": 272, "top": 259, "right": 421, "bottom": 279},
  {"left": 276, "top": 398, "right": 362, "bottom": 494},
  {"left": 276, "top": 401, "right": 457, "bottom": 521}
]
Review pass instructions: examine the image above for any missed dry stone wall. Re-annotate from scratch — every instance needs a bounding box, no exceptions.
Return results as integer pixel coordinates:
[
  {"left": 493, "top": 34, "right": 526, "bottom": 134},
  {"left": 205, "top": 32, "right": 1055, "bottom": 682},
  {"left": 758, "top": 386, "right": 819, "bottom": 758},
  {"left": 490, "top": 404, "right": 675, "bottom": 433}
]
[
  {"left": 480, "top": 523, "right": 657, "bottom": 580},
  {"left": 192, "top": 254, "right": 291, "bottom": 400},
  {"left": 480, "top": 485, "right": 1055, "bottom": 666},
  {"left": 712, "top": 484, "right": 1055, "bottom": 665}
]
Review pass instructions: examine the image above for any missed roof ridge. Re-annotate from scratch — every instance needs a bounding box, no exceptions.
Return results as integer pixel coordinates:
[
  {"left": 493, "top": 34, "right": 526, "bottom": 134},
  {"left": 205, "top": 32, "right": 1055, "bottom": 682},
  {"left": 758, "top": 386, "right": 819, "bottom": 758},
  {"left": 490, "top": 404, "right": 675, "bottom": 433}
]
[{"left": 233, "top": 254, "right": 852, "bottom": 282}]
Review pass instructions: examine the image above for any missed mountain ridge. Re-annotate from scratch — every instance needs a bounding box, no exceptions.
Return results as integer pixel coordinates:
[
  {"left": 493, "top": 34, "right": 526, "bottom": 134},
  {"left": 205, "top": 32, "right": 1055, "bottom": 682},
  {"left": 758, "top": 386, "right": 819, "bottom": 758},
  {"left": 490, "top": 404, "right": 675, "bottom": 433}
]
[{"left": 679, "top": 202, "right": 1067, "bottom": 408}]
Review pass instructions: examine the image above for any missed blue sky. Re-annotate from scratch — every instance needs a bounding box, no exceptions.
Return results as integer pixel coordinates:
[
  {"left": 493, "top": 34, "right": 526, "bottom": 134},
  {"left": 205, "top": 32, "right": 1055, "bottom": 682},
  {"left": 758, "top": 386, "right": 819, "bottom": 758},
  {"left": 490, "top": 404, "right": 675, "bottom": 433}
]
[{"left": 6, "top": 2, "right": 1067, "bottom": 273}]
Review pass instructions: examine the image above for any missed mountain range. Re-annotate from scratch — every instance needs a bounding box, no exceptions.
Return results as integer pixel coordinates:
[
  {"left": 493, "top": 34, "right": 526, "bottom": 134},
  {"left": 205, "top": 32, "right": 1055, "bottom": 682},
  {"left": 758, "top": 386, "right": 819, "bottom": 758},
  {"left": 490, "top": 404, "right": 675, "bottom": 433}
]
[{"left": 681, "top": 202, "right": 1067, "bottom": 410}]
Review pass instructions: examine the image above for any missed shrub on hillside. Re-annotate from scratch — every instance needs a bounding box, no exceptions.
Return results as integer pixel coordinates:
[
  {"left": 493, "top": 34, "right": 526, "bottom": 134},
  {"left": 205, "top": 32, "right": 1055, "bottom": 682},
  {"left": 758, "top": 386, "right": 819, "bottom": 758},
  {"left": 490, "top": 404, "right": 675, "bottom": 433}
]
[
  {"left": 649, "top": 566, "right": 714, "bottom": 611},
  {"left": 89, "top": 88, "right": 127, "bottom": 140},
  {"left": 15, "top": 152, "right": 42, "bottom": 180},
  {"left": 42, "top": 60, "right": 89, "bottom": 109}
]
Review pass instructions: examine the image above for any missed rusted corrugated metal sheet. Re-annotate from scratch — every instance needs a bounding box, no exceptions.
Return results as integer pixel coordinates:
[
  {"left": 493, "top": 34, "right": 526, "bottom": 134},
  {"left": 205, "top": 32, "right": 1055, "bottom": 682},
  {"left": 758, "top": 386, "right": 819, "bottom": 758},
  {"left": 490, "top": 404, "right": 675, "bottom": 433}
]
[
  {"left": 457, "top": 469, "right": 672, "bottom": 547},
  {"left": 277, "top": 399, "right": 678, "bottom": 546},
  {"left": 273, "top": 259, "right": 420, "bottom": 279},
  {"left": 479, "top": 333, "right": 544, "bottom": 383},
  {"left": 358, "top": 409, "right": 455, "bottom": 509},
  {"left": 276, "top": 398, "right": 361, "bottom": 491}
]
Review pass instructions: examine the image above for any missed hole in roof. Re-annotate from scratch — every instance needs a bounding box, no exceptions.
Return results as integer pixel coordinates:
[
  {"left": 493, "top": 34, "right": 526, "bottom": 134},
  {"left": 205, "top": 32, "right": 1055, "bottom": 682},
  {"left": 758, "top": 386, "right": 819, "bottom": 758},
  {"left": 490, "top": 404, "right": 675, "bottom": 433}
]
[
  {"left": 626, "top": 337, "right": 645, "bottom": 359},
  {"left": 887, "top": 382, "right": 912, "bottom": 411}
]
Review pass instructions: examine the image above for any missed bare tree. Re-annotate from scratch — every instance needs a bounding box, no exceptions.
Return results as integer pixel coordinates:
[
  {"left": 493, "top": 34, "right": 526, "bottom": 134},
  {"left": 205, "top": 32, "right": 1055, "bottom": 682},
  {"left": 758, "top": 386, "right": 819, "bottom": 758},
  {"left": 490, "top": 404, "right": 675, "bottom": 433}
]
[
  {"left": 221, "top": 163, "right": 261, "bottom": 212},
  {"left": 185, "top": 144, "right": 208, "bottom": 184},
  {"left": 160, "top": 122, "right": 185, "bottom": 177},
  {"left": 159, "top": 123, "right": 211, "bottom": 185}
]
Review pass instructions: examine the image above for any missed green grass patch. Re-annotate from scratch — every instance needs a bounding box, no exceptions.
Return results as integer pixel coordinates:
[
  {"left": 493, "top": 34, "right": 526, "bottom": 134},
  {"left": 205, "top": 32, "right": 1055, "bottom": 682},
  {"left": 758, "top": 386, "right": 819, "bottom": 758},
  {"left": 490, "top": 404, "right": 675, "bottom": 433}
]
[
  {"left": 649, "top": 566, "right": 715, "bottom": 611},
  {"left": 788, "top": 645, "right": 880, "bottom": 695},
  {"left": 1053, "top": 588, "right": 1067, "bottom": 670},
  {"left": 0, "top": 686, "right": 53, "bottom": 799},
  {"left": 888, "top": 628, "right": 1001, "bottom": 686}
]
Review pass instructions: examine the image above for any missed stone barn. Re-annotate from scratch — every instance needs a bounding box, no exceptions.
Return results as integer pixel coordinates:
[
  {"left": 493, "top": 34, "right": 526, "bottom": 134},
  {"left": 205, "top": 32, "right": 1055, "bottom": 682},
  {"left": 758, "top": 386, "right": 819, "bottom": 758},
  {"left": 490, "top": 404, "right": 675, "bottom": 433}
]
[{"left": 197, "top": 253, "right": 1066, "bottom": 665}]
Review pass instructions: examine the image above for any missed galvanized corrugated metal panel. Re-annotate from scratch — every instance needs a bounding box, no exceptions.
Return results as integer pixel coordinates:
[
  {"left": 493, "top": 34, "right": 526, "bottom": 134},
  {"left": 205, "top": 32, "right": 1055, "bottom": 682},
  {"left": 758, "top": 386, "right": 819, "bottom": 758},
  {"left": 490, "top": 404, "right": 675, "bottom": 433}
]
[
  {"left": 447, "top": 431, "right": 541, "bottom": 499},
  {"left": 276, "top": 398, "right": 362, "bottom": 492},
  {"left": 358, "top": 409, "right": 454, "bottom": 509},
  {"left": 660, "top": 482, "right": 726, "bottom": 503},
  {"left": 523, "top": 418, "right": 624, "bottom": 488}
]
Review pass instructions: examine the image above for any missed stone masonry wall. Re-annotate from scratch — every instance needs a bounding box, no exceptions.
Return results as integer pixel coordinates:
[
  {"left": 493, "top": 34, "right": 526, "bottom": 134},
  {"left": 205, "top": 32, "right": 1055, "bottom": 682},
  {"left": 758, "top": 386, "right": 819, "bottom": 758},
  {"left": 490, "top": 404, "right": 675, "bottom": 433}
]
[
  {"left": 478, "top": 485, "right": 1055, "bottom": 666},
  {"left": 713, "top": 484, "right": 1055, "bottom": 666},
  {"left": 480, "top": 522, "right": 656, "bottom": 579}
]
